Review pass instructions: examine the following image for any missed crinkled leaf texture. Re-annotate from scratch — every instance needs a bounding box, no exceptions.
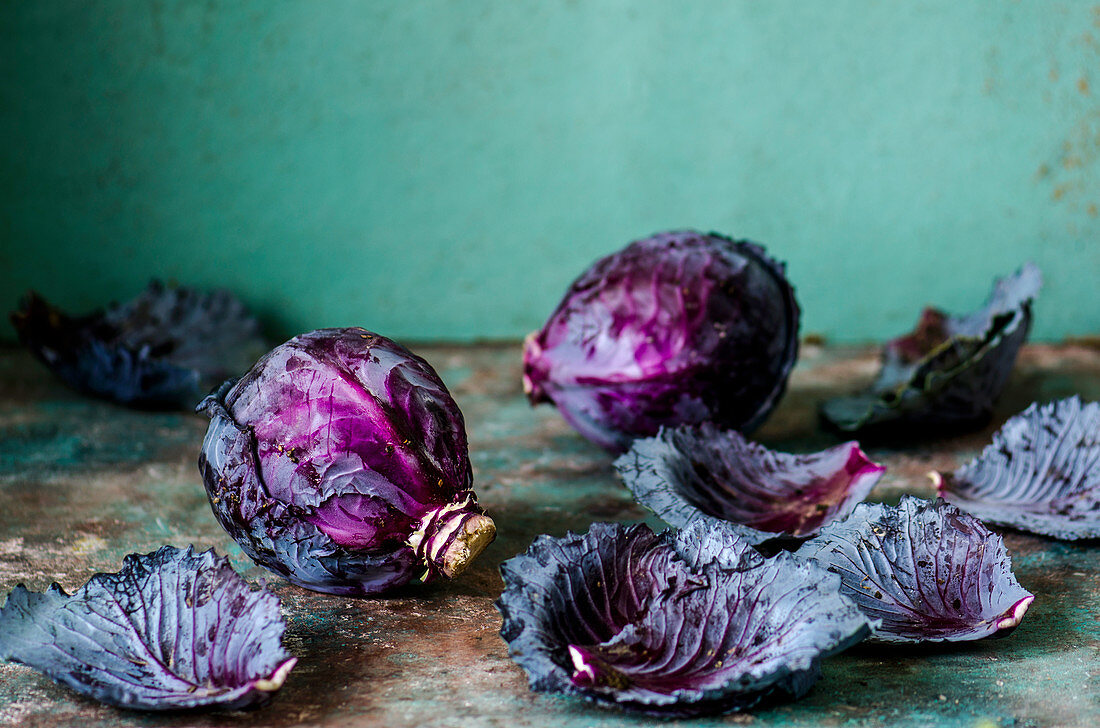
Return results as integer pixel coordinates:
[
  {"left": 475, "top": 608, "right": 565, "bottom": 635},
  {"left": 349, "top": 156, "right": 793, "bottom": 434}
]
[
  {"left": 9, "top": 281, "right": 266, "bottom": 408},
  {"left": 936, "top": 397, "right": 1100, "bottom": 539},
  {"left": 796, "top": 496, "right": 1034, "bottom": 643},
  {"left": 496, "top": 522, "right": 871, "bottom": 717},
  {"left": 0, "top": 546, "right": 295, "bottom": 711},
  {"left": 821, "top": 263, "right": 1041, "bottom": 435},
  {"left": 523, "top": 230, "right": 800, "bottom": 452},
  {"left": 615, "top": 424, "right": 884, "bottom": 544},
  {"left": 197, "top": 328, "right": 495, "bottom": 596}
]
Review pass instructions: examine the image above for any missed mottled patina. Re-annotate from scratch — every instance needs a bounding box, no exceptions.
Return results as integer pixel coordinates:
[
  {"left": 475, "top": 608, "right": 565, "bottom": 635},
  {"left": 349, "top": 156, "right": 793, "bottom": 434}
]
[{"left": 1, "top": 342, "right": 1098, "bottom": 727}]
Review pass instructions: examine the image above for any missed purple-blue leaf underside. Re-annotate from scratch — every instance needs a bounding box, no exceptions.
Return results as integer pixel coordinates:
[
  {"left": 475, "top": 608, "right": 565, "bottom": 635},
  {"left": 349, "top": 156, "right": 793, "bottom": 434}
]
[
  {"left": 936, "top": 396, "right": 1100, "bottom": 539},
  {"left": 9, "top": 281, "right": 266, "bottom": 408},
  {"left": 796, "top": 496, "right": 1033, "bottom": 642},
  {"left": 496, "top": 522, "right": 870, "bottom": 716},
  {"left": 0, "top": 546, "right": 295, "bottom": 711}
]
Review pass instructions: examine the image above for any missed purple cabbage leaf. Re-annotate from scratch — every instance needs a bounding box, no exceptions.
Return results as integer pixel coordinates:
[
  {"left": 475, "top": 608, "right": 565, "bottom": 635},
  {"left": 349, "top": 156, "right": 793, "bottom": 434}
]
[
  {"left": 935, "top": 396, "right": 1100, "bottom": 539},
  {"left": 496, "top": 522, "right": 871, "bottom": 716},
  {"left": 9, "top": 281, "right": 267, "bottom": 408},
  {"left": 0, "top": 546, "right": 295, "bottom": 711},
  {"left": 669, "top": 517, "right": 766, "bottom": 572},
  {"left": 197, "top": 327, "right": 495, "bottom": 596},
  {"left": 821, "top": 263, "right": 1041, "bottom": 435},
  {"left": 615, "top": 423, "right": 885, "bottom": 544},
  {"left": 795, "top": 496, "right": 1034, "bottom": 643},
  {"left": 523, "top": 230, "right": 800, "bottom": 452}
]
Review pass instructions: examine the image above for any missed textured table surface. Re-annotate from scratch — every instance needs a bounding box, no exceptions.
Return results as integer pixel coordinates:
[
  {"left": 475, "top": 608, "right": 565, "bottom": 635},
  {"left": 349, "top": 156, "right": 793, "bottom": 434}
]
[{"left": 1, "top": 342, "right": 1099, "bottom": 728}]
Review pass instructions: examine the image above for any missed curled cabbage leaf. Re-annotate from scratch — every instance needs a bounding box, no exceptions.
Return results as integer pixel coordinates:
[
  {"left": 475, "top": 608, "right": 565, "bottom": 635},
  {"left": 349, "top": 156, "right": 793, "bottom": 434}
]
[
  {"left": 496, "top": 522, "right": 871, "bottom": 716},
  {"left": 935, "top": 397, "right": 1100, "bottom": 539},
  {"left": 796, "top": 496, "right": 1034, "bottom": 643},
  {"left": 615, "top": 423, "right": 885, "bottom": 544},
  {"left": 198, "top": 328, "right": 495, "bottom": 596},
  {"left": 523, "top": 230, "right": 800, "bottom": 452},
  {"left": 821, "top": 263, "right": 1041, "bottom": 435},
  {"left": 0, "top": 546, "right": 296, "bottom": 711},
  {"left": 9, "top": 281, "right": 266, "bottom": 408}
]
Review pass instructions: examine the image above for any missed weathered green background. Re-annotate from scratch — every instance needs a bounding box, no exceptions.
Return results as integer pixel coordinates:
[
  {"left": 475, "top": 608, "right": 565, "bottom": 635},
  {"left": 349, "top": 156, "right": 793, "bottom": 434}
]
[{"left": 1, "top": 1, "right": 1098, "bottom": 343}]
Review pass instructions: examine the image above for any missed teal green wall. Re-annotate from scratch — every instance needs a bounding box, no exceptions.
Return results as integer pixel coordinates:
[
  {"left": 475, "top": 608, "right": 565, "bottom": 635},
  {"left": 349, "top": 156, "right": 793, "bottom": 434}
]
[{"left": 2, "top": 1, "right": 1098, "bottom": 343}]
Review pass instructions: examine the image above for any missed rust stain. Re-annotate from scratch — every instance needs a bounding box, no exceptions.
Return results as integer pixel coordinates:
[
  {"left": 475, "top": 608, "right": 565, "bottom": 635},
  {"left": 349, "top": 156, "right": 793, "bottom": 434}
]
[
  {"left": 1000, "top": 533, "right": 1048, "bottom": 559},
  {"left": 802, "top": 332, "right": 828, "bottom": 347},
  {"left": 1046, "top": 108, "right": 1100, "bottom": 209},
  {"left": 1064, "top": 334, "right": 1100, "bottom": 350},
  {"left": 1078, "top": 76, "right": 1091, "bottom": 95}
]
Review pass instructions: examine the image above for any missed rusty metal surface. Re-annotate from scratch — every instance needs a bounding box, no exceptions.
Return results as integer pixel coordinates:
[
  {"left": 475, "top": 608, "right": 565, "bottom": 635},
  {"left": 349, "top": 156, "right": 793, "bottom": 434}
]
[{"left": 1, "top": 342, "right": 1099, "bottom": 728}]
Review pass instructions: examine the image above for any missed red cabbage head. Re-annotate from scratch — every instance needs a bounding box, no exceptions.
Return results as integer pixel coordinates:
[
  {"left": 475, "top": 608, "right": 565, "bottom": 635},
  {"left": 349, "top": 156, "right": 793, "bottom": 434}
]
[
  {"left": 523, "top": 231, "right": 800, "bottom": 452},
  {"left": 197, "top": 328, "right": 495, "bottom": 596}
]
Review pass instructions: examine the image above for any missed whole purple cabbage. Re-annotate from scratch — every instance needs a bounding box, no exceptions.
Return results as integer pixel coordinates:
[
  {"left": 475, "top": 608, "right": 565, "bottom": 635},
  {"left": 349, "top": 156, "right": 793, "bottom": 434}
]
[
  {"left": 523, "top": 231, "right": 800, "bottom": 452},
  {"left": 197, "top": 328, "right": 496, "bottom": 596}
]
